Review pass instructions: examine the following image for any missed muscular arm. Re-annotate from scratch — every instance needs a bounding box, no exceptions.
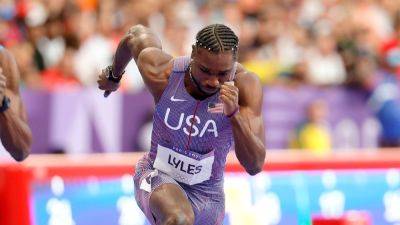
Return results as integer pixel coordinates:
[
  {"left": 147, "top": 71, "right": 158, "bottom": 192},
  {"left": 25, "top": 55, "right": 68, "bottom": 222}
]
[
  {"left": 0, "top": 49, "right": 32, "bottom": 161},
  {"left": 112, "top": 24, "right": 163, "bottom": 76},
  {"left": 230, "top": 69, "right": 266, "bottom": 175},
  {"left": 111, "top": 24, "right": 173, "bottom": 102}
]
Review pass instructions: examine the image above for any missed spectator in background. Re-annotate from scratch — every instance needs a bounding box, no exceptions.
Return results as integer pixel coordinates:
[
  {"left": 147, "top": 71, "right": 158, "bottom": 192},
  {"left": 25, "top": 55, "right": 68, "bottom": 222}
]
[
  {"left": 8, "top": 41, "right": 42, "bottom": 88},
  {"left": 305, "top": 32, "right": 346, "bottom": 86},
  {"left": 0, "top": 0, "right": 397, "bottom": 90},
  {"left": 350, "top": 0, "right": 393, "bottom": 52},
  {"left": 280, "top": 60, "right": 309, "bottom": 86},
  {"left": 290, "top": 99, "right": 332, "bottom": 154},
  {"left": 363, "top": 37, "right": 400, "bottom": 148},
  {"left": 380, "top": 11, "right": 400, "bottom": 80},
  {"left": 41, "top": 46, "right": 81, "bottom": 91},
  {"left": 36, "top": 16, "right": 66, "bottom": 68},
  {"left": 241, "top": 6, "right": 286, "bottom": 85},
  {"left": 0, "top": 0, "right": 23, "bottom": 47},
  {"left": 73, "top": 10, "right": 113, "bottom": 86}
]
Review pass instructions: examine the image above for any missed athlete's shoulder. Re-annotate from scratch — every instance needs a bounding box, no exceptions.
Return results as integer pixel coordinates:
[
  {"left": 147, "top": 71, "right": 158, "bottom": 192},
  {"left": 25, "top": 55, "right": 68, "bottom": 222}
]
[
  {"left": 172, "top": 56, "right": 190, "bottom": 73},
  {"left": 138, "top": 48, "right": 174, "bottom": 77},
  {"left": 139, "top": 48, "right": 173, "bottom": 65},
  {"left": 235, "top": 63, "right": 263, "bottom": 110}
]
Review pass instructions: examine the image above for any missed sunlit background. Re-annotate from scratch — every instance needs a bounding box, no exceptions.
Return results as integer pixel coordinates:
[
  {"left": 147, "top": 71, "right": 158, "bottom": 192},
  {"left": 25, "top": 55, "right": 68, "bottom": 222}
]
[{"left": 0, "top": 0, "right": 399, "bottom": 224}]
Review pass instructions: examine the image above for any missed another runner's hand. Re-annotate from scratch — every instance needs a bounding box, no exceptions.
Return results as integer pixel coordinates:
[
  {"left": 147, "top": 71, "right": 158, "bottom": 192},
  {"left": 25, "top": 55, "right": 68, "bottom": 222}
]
[
  {"left": 97, "top": 68, "right": 120, "bottom": 93},
  {"left": 219, "top": 81, "right": 239, "bottom": 116}
]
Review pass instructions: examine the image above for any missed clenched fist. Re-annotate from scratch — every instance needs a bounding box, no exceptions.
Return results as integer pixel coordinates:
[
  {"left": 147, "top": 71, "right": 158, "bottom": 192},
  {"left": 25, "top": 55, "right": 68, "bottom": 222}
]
[
  {"left": 219, "top": 81, "right": 239, "bottom": 117},
  {"left": 97, "top": 66, "right": 121, "bottom": 97}
]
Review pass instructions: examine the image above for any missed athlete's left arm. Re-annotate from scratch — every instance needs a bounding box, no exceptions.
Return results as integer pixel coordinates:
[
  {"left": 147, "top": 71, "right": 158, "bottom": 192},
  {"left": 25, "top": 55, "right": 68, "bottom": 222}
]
[
  {"left": 220, "top": 67, "right": 266, "bottom": 175},
  {"left": 0, "top": 49, "right": 32, "bottom": 161}
]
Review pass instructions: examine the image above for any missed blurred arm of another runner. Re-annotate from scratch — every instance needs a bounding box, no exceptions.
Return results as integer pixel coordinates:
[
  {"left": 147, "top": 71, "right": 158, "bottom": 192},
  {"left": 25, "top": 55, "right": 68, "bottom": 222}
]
[{"left": 0, "top": 48, "right": 32, "bottom": 161}]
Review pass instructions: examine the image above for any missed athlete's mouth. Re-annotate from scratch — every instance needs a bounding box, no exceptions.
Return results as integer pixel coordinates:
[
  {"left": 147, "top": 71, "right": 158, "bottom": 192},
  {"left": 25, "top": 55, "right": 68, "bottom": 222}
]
[{"left": 203, "top": 86, "right": 220, "bottom": 94}]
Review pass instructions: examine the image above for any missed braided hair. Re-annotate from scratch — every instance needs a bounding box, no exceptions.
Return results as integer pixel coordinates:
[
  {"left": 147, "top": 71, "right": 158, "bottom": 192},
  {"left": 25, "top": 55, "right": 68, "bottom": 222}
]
[{"left": 194, "top": 24, "right": 239, "bottom": 59}]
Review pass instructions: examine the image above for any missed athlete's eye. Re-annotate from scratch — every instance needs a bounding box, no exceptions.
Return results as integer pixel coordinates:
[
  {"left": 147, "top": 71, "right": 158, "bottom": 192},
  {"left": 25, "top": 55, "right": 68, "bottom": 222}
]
[{"left": 200, "top": 67, "right": 210, "bottom": 74}]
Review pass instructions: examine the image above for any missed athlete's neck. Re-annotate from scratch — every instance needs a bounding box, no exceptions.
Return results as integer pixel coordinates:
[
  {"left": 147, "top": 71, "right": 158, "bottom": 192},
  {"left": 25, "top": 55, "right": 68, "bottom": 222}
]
[{"left": 184, "top": 70, "right": 212, "bottom": 101}]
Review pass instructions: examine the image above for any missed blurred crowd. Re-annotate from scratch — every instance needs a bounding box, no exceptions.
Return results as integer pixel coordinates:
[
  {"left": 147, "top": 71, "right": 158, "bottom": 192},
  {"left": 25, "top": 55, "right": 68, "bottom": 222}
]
[
  {"left": 0, "top": 0, "right": 398, "bottom": 89},
  {"left": 0, "top": 0, "right": 399, "bottom": 150}
]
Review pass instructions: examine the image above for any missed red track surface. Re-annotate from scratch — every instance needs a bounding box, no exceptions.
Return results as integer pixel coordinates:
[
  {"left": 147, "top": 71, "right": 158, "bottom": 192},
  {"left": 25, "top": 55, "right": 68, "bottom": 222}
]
[{"left": 1, "top": 149, "right": 399, "bottom": 225}]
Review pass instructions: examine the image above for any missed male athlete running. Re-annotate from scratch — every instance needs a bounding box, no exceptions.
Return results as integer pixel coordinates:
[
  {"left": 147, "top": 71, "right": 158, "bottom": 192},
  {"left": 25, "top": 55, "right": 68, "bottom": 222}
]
[{"left": 98, "top": 24, "right": 265, "bottom": 225}]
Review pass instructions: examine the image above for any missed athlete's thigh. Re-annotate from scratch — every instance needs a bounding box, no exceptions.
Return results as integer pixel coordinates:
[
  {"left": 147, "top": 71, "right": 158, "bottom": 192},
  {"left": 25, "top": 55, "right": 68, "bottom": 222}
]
[{"left": 149, "top": 183, "right": 194, "bottom": 222}]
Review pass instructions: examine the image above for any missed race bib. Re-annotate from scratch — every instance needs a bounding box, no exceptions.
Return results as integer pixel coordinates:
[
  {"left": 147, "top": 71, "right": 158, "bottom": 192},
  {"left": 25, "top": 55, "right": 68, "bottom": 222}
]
[{"left": 153, "top": 144, "right": 214, "bottom": 185}]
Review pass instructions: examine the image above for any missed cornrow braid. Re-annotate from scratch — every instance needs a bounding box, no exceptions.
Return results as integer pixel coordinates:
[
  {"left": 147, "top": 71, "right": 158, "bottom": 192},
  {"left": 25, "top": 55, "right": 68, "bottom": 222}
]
[{"left": 195, "top": 24, "right": 239, "bottom": 57}]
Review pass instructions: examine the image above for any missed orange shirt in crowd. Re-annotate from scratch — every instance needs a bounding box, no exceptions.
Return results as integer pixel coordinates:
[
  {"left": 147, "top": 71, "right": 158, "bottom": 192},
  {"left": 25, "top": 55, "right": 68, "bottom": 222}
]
[{"left": 41, "top": 68, "right": 81, "bottom": 91}]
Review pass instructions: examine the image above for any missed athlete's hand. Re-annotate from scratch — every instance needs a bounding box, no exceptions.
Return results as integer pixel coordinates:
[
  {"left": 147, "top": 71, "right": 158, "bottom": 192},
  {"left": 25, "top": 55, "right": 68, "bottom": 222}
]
[
  {"left": 0, "top": 67, "right": 7, "bottom": 101},
  {"left": 219, "top": 81, "right": 239, "bottom": 117},
  {"left": 97, "top": 67, "right": 120, "bottom": 97}
]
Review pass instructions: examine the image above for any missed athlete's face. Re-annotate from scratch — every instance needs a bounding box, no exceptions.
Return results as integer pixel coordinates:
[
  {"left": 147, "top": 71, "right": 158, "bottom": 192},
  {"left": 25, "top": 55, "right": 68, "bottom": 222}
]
[{"left": 191, "top": 47, "right": 235, "bottom": 95}]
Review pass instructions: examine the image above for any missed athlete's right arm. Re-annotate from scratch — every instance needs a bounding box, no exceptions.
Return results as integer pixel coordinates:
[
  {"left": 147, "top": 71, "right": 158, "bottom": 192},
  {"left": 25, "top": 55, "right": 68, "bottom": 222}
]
[{"left": 98, "top": 25, "right": 173, "bottom": 101}]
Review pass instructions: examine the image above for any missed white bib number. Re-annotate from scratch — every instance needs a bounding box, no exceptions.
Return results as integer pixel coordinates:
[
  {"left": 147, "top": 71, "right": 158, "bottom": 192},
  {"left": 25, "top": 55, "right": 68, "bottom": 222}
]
[{"left": 153, "top": 145, "right": 214, "bottom": 185}]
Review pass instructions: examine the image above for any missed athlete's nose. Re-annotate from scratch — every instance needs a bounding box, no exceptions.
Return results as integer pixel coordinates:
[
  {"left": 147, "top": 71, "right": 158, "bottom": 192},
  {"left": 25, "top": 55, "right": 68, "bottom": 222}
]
[{"left": 207, "top": 76, "right": 220, "bottom": 89}]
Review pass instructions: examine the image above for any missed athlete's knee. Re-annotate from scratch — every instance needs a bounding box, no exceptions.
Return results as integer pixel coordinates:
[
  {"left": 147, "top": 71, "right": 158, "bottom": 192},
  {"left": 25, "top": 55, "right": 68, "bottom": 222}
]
[{"left": 163, "top": 211, "right": 194, "bottom": 225}]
